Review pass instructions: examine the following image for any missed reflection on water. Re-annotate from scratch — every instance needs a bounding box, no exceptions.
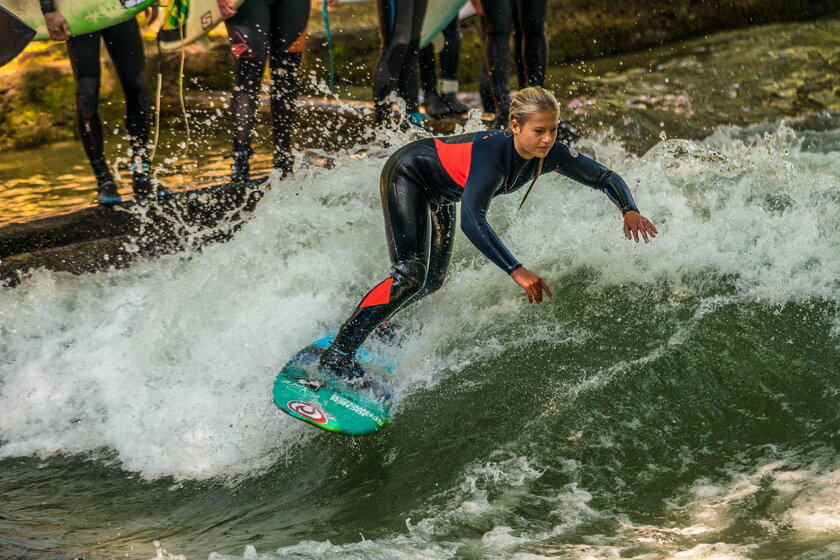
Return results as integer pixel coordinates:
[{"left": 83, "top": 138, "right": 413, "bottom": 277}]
[{"left": 0, "top": 130, "right": 274, "bottom": 226}]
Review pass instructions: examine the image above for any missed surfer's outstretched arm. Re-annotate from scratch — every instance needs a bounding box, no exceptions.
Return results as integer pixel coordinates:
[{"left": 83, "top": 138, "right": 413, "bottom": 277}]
[{"left": 545, "top": 142, "right": 658, "bottom": 242}]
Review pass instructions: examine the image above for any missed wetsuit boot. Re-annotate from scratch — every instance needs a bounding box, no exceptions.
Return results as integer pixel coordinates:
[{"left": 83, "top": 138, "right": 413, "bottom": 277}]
[
  {"left": 423, "top": 91, "right": 451, "bottom": 118},
  {"left": 319, "top": 346, "right": 366, "bottom": 380},
  {"left": 231, "top": 150, "right": 251, "bottom": 183},
  {"left": 441, "top": 92, "right": 468, "bottom": 114},
  {"left": 133, "top": 162, "right": 171, "bottom": 201},
  {"left": 96, "top": 171, "right": 121, "bottom": 206},
  {"left": 439, "top": 78, "right": 468, "bottom": 114},
  {"left": 90, "top": 157, "right": 120, "bottom": 206}
]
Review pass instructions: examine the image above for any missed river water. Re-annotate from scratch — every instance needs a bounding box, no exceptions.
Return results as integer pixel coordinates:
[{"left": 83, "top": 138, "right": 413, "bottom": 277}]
[{"left": 1, "top": 16, "right": 840, "bottom": 560}]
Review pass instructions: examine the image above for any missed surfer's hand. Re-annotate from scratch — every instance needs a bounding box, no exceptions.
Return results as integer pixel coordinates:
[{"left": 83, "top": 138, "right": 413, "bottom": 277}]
[
  {"left": 511, "top": 266, "right": 553, "bottom": 304},
  {"left": 217, "top": 0, "right": 237, "bottom": 19},
  {"left": 623, "top": 211, "right": 658, "bottom": 243},
  {"left": 45, "top": 12, "right": 71, "bottom": 41},
  {"left": 327, "top": 0, "right": 340, "bottom": 5}
]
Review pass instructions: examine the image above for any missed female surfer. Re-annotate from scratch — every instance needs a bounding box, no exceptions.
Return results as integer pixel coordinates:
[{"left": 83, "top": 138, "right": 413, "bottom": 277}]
[
  {"left": 42, "top": 3, "right": 164, "bottom": 205},
  {"left": 319, "top": 86, "right": 658, "bottom": 378},
  {"left": 216, "top": 0, "right": 312, "bottom": 181}
]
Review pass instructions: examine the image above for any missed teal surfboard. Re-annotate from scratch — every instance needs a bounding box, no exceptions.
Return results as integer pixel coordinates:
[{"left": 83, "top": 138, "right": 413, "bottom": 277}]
[
  {"left": 273, "top": 335, "right": 394, "bottom": 436},
  {"left": 420, "top": 0, "right": 468, "bottom": 48}
]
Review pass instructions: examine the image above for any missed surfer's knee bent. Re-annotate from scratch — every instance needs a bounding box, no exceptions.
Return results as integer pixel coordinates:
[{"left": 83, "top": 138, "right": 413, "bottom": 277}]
[{"left": 391, "top": 259, "right": 428, "bottom": 303}]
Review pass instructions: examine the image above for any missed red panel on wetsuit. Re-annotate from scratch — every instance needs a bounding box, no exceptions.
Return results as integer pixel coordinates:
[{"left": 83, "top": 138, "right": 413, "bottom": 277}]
[
  {"left": 287, "top": 28, "right": 307, "bottom": 53},
  {"left": 434, "top": 138, "right": 471, "bottom": 188},
  {"left": 359, "top": 278, "right": 394, "bottom": 308}
]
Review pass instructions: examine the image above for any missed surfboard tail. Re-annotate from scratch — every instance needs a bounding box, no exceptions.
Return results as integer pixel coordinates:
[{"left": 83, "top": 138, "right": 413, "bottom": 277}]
[{"left": 0, "top": 5, "right": 36, "bottom": 67}]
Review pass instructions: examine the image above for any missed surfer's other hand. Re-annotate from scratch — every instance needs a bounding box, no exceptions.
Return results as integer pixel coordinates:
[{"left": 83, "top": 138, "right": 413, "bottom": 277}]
[
  {"left": 217, "top": 0, "right": 237, "bottom": 19},
  {"left": 511, "top": 266, "right": 553, "bottom": 304},
  {"left": 327, "top": 0, "right": 341, "bottom": 5},
  {"left": 44, "top": 12, "right": 71, "bottom": 41},
  {"left": 623, "top": 211, "right": 658, "bottom": 243}
]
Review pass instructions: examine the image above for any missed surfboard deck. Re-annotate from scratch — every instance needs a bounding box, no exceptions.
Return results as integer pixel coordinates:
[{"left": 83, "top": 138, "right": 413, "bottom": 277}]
[
  {"left": 273, "top": 335, "right": 394, "bottom": 436},
  {"left": 0, "top": 0, "right": 155, "bottom": 41},
  {"left": 157, "top": 0, "right": 246, "bottom": 51}
]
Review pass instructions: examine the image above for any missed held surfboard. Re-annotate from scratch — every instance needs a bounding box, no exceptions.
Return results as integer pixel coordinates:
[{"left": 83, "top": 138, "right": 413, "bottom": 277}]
[
  {"left": 0, "top": 0, "right": 155, "bottom": 41},
  {"left": 157, "top": 0, "right": 246, "bottom": 51},
  {"left": 420, "top": 0, "right": 468, "bottom": 48},
  {"left": 273, "top": 335, "right": 394, "bottom": 436},
  {"left": 0, "top": 5, "right": 35, "bottom": 66}
]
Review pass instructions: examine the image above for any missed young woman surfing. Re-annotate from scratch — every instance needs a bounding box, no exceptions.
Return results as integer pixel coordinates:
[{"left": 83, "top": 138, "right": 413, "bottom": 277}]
[{"left": 320, "top": 86, "right": 658, "bottom": 378}]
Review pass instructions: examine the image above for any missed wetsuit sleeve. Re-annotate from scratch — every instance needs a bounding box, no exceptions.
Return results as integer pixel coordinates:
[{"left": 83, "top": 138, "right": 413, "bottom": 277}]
[
  {"left": 548, "top": 143, "right": 640, "bottom": 214},
  {"left": 460, "top": 143, "right": 522, "bottom": 274},
  {"left": 40, "top": 0, "right": 56, "bottom": 13}
]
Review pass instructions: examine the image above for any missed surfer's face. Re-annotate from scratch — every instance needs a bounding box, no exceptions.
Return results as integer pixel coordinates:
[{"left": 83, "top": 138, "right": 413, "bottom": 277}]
[{"left": 511, "top": 111, "right": 559, "bottom": 159}]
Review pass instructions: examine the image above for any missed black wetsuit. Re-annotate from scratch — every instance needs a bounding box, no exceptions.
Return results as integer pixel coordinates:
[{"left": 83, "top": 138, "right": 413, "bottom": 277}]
[
  {"left": 373, "top": 0, "right": 428, "bottom": 122},
  {"left": 225, "top": 0, "right": 309, "bottom": 175},
  {"left": 479, "top": 0, "right": 548, "bottom": 126},
  {"left": 62, "top": 17, "right": 151, "bottom": 180},
  {"left": 329, "top": 130, "right": 639, "bottom": 357},
  {"left": 419, "top": 16, "right": 461, "bottom": 95}
]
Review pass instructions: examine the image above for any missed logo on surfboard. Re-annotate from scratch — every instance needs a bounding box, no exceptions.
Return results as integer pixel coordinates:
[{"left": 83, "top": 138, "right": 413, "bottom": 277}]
[{"left": 287, "top": 401, "right": 328, "bottom": 424}]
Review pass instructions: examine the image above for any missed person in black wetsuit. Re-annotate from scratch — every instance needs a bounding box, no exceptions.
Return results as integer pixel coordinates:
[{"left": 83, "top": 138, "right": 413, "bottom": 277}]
[
  {"left": 475, "top": 0, "right": 548, "bottom": 129},
  {"left": 419, "top": 16, "right": 469, "bottom": 119},
  {"left": 217, "top": 0, "right": 310, "bottom": 181},
  {"left": 373, "top": 0, "right": 428, "bottom": 126},
  {"left": 319, "top": 87, "right": 658, "bottom": 378},
  {"left": 42, "top": 3, "right": 163, "bottom": 205}
]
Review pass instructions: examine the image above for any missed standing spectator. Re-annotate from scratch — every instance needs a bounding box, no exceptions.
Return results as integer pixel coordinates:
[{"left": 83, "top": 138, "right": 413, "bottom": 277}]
[
  {"left": 372, "top": 0, "right": 428, "bottom": 126},
  {"left": 475, "top": 0, "right": 548, "bottom": 129},
  {"left": 42, "top": 4, "right": 163, "bottom": 205},
  {"left": 419, "top": 16, "right": 469, "bottom": 119},
  {"left": 217, "top": 0, "right": 310, "bottom": 182}
]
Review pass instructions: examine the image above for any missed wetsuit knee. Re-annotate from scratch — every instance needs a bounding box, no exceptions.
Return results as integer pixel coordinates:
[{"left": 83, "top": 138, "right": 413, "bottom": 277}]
[
  {"left": 75, "top": 76, "right": 100, "bottom": 121},
  {"left": 391, "top": 258, "right": 428, "bottom": 302}
]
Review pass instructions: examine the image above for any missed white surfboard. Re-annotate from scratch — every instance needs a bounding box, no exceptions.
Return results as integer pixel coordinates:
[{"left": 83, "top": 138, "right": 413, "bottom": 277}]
[{"left": 157, "top": 0, "right": 246, "bottom": 51}]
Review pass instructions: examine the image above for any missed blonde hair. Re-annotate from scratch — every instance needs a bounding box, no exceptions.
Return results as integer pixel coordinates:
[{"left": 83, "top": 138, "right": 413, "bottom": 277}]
[
  {"left": 510, "top": 86, "right": 560, "bottom": 126},
  {"left": 510, "top": 87, "right": 560, "bottom": 210}
]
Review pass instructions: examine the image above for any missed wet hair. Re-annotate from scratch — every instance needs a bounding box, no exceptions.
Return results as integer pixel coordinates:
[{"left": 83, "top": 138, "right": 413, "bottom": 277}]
[
  {"left": 510, "top": 87, "right": 560, "bottom": 210},
  {"left": 510, "top": 86, "right": 560, "bottom": 126}
]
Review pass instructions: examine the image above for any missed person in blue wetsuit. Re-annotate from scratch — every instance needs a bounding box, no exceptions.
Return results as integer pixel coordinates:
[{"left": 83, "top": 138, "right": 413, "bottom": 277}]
[{"left": 319, "top": 87, "right": 658, "bottom": 378}]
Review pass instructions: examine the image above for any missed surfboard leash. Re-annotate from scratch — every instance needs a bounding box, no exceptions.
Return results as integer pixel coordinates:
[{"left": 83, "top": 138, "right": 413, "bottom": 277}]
[{"left": 322, "top": 0, "right": 335, "bottom": 91}]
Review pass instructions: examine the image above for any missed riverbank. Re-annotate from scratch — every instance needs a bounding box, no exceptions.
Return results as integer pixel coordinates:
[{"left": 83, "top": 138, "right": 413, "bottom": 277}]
[{"left": 1, "top": 0, "right": 839, "bottom": 150}]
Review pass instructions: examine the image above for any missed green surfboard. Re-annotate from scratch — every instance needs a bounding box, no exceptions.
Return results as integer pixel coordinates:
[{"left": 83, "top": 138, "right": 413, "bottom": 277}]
[
  {"left": 273, "top": 335, "right": 394, "bottom": 436},
  {"left": 0, "top": 0, "right": 155, "bottom": 41}
]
